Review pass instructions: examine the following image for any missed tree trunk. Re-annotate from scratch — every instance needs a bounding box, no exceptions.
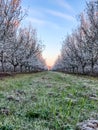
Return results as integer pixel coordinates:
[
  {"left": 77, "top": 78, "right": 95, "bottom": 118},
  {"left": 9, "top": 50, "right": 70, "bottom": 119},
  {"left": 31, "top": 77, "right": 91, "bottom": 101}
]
[
  {"left": 1, "top": 51, "right": 5, "bottom": 72},
  {"left": 20, "top": 65, "right": 23, "bottom": 72},
  {"left": 91, "top": 61, "right": 94, "bottom": 74},
  {"left": 14, "top": 66, "right": 16, "bottom": 72},
  {"left": 13, "top": 65, "right": 18, "bottom": 72},
  {"left": 25, "top": 66, "right": 27, "bottom": 72},
  {"left": 76, "top": 66, "right": 78, "bottom": 73},
  {"left": 1, "top": 61, "right": 4, "bottom": 72},
  {"left": 82, "top": 66, "right": 85, "bottom": 74},
  {"left": 72, "top": 67, "right": 75, "bottom": 73}
]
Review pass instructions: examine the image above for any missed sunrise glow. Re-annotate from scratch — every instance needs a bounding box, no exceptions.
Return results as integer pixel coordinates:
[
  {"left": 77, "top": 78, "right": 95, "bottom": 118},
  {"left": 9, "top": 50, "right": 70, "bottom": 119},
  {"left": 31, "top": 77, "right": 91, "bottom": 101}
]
[{"left": 21, "top": 0, "right": 89, "bottom": 66}]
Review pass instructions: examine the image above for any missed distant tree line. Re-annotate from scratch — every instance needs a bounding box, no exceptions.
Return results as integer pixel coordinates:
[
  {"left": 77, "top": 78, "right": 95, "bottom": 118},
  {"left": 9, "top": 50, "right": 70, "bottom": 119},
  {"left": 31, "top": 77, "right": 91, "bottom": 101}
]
[
  {"left": 0, "top": 0, "right": 47, "bottom": 72},
  {"left": 52, "top": 0, "right": 98, "bottom": 75}
]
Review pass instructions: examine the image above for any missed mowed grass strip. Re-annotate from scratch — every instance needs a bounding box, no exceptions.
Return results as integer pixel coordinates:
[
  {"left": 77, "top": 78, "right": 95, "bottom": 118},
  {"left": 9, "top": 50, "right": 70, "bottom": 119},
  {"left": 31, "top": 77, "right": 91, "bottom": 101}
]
[{"left": 0, "top": 71, "right": 98, "bottom": 130}]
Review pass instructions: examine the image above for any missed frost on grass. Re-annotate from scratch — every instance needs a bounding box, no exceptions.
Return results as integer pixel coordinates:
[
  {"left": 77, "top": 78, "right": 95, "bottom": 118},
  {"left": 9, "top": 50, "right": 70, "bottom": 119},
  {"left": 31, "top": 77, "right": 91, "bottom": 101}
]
[
  {"left": 76, "top": 120, "right": 98, "bottom": 130},
  {"left": 6, "top": 89, "right": 27, "bottom": 102},
  {"left": 0, "top": 107, "right": 10, "bottom": 115},
  {"left": 0, "top": 72, "right": 98, "bottom": 130}
]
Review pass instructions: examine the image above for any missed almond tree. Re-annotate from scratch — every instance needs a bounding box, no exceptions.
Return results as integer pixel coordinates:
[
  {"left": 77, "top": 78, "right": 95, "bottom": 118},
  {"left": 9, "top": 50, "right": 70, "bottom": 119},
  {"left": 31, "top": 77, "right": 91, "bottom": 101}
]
[
  {"left": 53, "top": 0, "right": 98, "bottom": 75},
  {"left": 7, "top": 26, "right": 45, "bottom": 72},
  {"left": 0, "top": 0, "right": 24, "bottom": 72},
  {"left": 19, "top": 26, "right": 44, "bottom": 72},
  {"left": 52, "top": 56, "right": 64, "bottom": 71},
  {"left": 81, "top": 1, "right": 98, "bottom": 73}
]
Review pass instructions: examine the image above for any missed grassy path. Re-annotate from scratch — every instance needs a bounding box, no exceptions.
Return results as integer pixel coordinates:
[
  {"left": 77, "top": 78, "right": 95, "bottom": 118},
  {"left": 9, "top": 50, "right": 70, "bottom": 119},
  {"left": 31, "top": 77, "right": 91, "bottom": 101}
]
[{"left": 0, "top": 71, "right": 98, "bottom": 130}]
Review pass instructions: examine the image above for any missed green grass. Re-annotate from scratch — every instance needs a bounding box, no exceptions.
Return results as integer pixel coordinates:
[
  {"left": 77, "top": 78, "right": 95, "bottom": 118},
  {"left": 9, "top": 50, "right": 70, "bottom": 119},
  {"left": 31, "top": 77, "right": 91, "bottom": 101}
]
[{"left": 0, "top": 71, "right": 98, "bottom": 130}]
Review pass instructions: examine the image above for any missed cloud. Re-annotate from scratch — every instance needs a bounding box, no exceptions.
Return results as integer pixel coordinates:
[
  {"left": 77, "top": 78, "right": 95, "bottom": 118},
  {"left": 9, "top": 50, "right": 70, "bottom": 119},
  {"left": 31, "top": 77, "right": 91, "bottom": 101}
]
[
  {"left": 56, "top": 0, "right": 74, "bottom": 12},
  {"left": 25, "top": 17, "right": 46, "bottom": 26},
  {"left": 25, "top": 17, "right": 63, "bottom": 30},
  {"left": 28, "top": 8, "right": 45, "bottom": 18},
  {"left": 46, "top": 9, "right": 75, "bottom": 21}
]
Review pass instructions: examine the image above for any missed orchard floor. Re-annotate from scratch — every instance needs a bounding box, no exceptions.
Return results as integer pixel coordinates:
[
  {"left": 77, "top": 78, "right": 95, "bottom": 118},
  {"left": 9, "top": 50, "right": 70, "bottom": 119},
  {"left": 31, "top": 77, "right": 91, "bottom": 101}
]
[{"left": 0, "top": 71, "right": 98, "bottom": 130}]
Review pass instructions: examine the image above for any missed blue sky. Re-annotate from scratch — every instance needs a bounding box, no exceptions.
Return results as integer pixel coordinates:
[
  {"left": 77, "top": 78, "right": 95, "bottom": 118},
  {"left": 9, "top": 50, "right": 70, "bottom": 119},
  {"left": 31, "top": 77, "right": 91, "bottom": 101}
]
[{"left": 21, "top": 0, "right": 90, "bottom": 66}]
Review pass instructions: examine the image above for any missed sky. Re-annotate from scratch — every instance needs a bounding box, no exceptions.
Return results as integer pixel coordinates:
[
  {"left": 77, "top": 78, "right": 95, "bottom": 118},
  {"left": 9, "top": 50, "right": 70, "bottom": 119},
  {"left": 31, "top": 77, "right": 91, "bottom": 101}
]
[{"left": 21, "top": 0, "right": 90, "bottom": 66}]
